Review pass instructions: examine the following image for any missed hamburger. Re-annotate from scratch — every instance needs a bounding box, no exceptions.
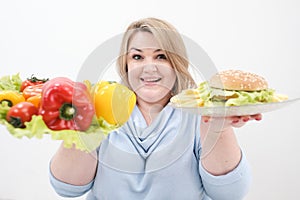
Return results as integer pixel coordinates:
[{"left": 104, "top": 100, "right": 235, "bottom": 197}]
[{"left": 170, "top": 69, "right": 288, "bottom": 107}]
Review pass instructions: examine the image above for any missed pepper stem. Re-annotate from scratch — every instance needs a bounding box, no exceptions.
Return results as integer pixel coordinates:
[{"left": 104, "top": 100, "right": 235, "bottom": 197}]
[
  {"left": 8, "top": 116, "right": 24, "bottom": 128},
  {"left": 28, "top": 74, "right": 49, "bottom": 83},
  {"left": 0, "top": 99, "right": 13, "bottom": 107},
  {"left": 59, "top": 103, "right": 77, "bottom": 120}
]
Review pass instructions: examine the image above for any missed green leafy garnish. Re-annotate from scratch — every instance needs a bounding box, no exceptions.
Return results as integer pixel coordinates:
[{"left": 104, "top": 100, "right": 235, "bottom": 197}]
[
  {"left": 0, "top": 73, "right": 22, "bottom": 91},
  {"left": 197, "top": 81, "right": 275, "bottom": 106},
  {"left": 0, "top": 101, "right": 10, "bottom": 119},
  {"left": 0, "top": 114, "right": 118, "bottom": 152}
]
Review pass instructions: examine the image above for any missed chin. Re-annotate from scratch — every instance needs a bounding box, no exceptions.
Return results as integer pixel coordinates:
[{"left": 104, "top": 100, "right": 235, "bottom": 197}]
[{"left": 136, "top": 88, "right": 171, "bottom": 104}]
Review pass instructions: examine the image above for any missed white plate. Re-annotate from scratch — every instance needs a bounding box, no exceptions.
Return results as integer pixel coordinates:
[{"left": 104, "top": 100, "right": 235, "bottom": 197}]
[{"left": 170, "top": 98, "right": 300, "bottom": 116}]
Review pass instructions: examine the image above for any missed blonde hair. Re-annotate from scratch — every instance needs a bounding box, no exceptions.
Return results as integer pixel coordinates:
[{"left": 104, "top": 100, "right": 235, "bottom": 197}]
[{"left": 117, "top": 17, "right": 196, "bottom": 94}]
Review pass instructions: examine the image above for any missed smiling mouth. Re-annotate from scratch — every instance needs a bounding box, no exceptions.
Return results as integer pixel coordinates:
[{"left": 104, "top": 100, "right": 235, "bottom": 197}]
[{"left": 140, "top": 78, "right": 162, "bottom": 82}]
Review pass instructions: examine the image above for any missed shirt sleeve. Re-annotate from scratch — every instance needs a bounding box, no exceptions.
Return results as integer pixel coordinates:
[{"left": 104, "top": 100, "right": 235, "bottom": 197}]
[
  {"left": 49, "top": 163, "right": 94, "bottom": 198},
  {"left": 199, "top": 150, "right": 252, "bottom": 200}
]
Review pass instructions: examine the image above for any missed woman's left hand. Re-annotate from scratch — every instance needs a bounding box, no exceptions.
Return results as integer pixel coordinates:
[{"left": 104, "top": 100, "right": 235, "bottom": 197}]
[
  {"left": 201, "top": 113, "right": 262, "bottom": 130},
  {"left": 200, "top": 113, "right": 262, "bottom": 175}
]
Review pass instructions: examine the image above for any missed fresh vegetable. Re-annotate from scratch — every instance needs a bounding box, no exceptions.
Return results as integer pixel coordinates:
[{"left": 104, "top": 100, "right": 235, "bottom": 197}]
[
  {"left": 1, "top": 114, "right": 117, "bottom": 152},
  {"left": 0, "top": 90, "right": 25, "bottom": 107},
  {"left": 20, "top": 75, "right": 49, "bottom": 92},
  {"left": 83, "top": 79, "right": 93, "bottom": 93},
  {"left": 6, "top": 102, "right": 38, "bottom": 128},
  {"left": 22, "top": 83, "right": 44, "bottom": 107},
  {"left": 0, "top": 101, "right": 11, "bottom": 119},
  {"left": 93, "top": 81, "right": 136, "bottom": 125},
  {"left": 39, "top": 77, "right": 95, "bottom": 131},
  {"left": 0, "top": 73, "right": 22, "bottom": 91},
  {"left": 0, "top": 74, "right": 121, "bottom": 153},
  {"left": 26, "top": 94, "right": 41, "bottom": 108},
  {"left": 22, "top": 84, "right": 43, "bottom": 99}
]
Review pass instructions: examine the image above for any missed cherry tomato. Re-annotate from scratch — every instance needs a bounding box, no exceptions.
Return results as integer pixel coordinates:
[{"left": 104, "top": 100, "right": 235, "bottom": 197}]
[
  {"left": 22, "top": 84, "right": 43, "bottom": 99},
  {"left": 6, "top": 102, "right": 38, "bottom": 128},
  {"left": 20, "top": 75, "right": 49, "bottom": 92}
]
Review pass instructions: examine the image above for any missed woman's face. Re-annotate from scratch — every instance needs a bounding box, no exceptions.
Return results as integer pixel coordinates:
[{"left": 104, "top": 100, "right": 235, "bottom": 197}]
[{"left": 126, "top": 31, "right": 176, "bottom": 105}]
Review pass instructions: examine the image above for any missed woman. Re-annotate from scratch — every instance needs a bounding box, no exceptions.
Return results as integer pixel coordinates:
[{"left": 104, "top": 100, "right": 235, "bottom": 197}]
[{"left": 50, "top": 17, "right": 260, "bottom": 199}]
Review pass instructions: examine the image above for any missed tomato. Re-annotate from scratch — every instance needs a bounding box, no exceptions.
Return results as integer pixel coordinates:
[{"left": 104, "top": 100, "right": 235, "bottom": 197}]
[
  {"left": 6, "top": 102, "right": 38, "bottom": 128},
  {"left": 93, "top": 81, "right": 136, "bottom": 125},
  {"left": 22, "top": 84, "right": 43, "bottom": 99},
  {"left": 20, "top": 81, "right": 35, "bottom": 92},
  {"left": 20, "top": 75, "right": 49, "bottom": 92}
]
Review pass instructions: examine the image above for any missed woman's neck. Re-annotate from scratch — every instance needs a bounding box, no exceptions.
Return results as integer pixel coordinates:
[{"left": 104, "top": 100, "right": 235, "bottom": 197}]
[{"left": 137, "top": 98, "right": 169, "bottom": 125}]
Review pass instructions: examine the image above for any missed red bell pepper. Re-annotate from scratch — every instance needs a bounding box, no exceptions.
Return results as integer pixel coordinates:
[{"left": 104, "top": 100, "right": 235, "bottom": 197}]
[{"left": 39, "top": 77, "right": 95, "bottom": 131}]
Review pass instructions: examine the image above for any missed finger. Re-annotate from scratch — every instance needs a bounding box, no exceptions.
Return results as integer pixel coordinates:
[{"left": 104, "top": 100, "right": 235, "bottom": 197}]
[
  {"left": 231, "top": 114, "right": 262, "bottom": 128},
  {"left": 250, "top": 113, "right": 262, "bottom": 121},
  {"left": 202, "top": 116, "right": 211, "bottom": 123},
  {"left": 230, "top": 116, "right": 241, "bottom": 124},
  {"left": 230, "top": 117, "right": 247, "bottom": 128},
  {"left": 241, "top": 115, "right": 250, "bottom": 122}
]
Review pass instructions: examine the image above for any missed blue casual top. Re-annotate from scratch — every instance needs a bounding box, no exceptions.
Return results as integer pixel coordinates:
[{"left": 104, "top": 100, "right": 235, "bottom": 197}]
[{"left": 49, "top": 105, "right": 251, "bottom": 200}]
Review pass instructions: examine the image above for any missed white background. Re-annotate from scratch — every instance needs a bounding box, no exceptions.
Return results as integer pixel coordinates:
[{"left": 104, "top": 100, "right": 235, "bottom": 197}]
[{"left": 1, "top": 0, "right": 300, "bottom": 199}]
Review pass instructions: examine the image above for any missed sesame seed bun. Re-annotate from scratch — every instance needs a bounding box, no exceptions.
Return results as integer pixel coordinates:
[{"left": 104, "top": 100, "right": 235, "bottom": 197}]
[{"left": 208, "top": 69, "right": 268, "bottom": 91}]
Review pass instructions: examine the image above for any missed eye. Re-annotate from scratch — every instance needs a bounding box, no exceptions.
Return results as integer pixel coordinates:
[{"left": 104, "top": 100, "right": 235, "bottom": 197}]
[
  {"left": 157, "top": 54, "right": 167, "bottom": 60},
  {"left": 132, "top": 54, "right": 142, "bottom": 60}
]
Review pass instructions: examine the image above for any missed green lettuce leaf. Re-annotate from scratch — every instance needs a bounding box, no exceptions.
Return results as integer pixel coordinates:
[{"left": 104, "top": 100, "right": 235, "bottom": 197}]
[
  {"left": 0, "top": 73, "right": 22, "bottom": 91},
  {"left": 0, "top": 101, "right": 10, "bottom": 119},
  {"left": 197, "top": 81, "right": 275, "bottom": 107},
  {"left": 0, "top": 113, "right": 119, "bottom": 153},
  {"left": 225, "top": 89, "right": 274, "bottom": 106}
]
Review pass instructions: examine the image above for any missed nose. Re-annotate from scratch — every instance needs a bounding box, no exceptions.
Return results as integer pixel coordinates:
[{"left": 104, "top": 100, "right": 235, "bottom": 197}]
[{"left": 143, "top": 62, "right": 158, "bottom": 73}]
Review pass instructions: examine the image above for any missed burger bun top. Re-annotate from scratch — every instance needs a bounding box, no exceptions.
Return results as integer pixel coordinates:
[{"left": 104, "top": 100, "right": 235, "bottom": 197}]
[{"left": 209, "top": 69, "right": 268, "bottom": 91}]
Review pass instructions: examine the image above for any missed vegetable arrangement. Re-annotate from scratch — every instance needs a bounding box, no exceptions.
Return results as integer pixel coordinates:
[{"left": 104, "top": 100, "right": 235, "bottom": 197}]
[{"left": 0, "top": 73, "right": 136, "bottom": 152}]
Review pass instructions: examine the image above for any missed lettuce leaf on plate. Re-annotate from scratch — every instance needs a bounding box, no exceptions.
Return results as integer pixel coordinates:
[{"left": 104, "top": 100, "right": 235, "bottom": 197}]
[
  {"left": 0, "top": 102, "right": 118, "bottom": 152},
  {"left": 0, "top": 73, "right": 22, "bottom": 91}
]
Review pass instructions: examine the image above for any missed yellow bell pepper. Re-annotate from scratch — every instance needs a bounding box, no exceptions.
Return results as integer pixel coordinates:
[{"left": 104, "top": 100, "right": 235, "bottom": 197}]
[
  {"left": 0, "top": 90, "right": 25, "bottom": 107},
  {"left": 93, "top": 81, "right": 136, "bottom": 125}
]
